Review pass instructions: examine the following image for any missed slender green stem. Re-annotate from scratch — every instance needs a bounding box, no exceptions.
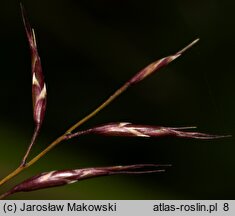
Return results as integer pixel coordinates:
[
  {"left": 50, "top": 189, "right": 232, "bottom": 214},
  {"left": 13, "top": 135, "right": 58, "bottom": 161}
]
[
  {"left": 0, "top": 167, "right": 24, "bottom": 188},
  {"left": 0, "top": 136, "right": 65, "bottom": 186},
  {"left": 0, "top": 84, "right": 129, "bottom": 187},
  {"left": 0, "top": 39, "right": 198, "bottom": 189},
  {"left": 65, "top": 84, "right": 129, "bottom": 134}
]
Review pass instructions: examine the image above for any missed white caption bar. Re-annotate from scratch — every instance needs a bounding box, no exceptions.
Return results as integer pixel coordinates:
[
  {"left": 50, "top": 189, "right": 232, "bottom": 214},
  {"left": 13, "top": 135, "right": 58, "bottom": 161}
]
[{"left": 0, "top": 200, "right": 234, "bottom": 216}]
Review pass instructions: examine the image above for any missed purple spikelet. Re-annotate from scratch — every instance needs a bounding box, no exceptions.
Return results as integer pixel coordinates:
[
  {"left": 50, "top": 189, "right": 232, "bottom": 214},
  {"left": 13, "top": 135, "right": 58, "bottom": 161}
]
[
  {"left": 67, "top": 122, "right": 230, "bottom": 140},
  {"left": 0, "top": 164, "right": 169, "bottom": 198},
  {"left": 128, "top": 39, "right": 199, "bottom": 85},
  {"left": 20, "top": 4, "right": 47, "bottom": 166}
]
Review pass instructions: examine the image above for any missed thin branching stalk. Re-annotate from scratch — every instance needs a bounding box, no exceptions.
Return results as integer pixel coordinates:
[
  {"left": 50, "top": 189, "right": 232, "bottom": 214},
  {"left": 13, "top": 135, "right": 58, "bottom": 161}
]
[
  {"left": 0, "top": 5, "right": 231, "bottom": 200},
  {"left": 65, "top": 39, "right": 199, "bottom": 134},
  {"left": 21, "top": 125, "right": 40, "bottom": 166},
  {"left": 0, "top": 39, "right": 198, "bottom": 188}
]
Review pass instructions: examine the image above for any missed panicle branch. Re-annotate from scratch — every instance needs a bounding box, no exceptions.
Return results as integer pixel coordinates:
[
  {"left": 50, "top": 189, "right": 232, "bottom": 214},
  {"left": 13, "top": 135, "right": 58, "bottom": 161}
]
[
  {"left": 0, "top": 5, "right": 230, "bottom": 200},
  {"left": 66, "top": 39, "right": 199, "bottom": 134}
]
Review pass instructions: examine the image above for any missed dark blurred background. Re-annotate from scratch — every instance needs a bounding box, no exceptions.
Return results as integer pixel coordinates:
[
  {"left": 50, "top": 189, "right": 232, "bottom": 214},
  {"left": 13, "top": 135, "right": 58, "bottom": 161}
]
[{"left": 0, "top": 0, "right": 234, "bottom": 199}]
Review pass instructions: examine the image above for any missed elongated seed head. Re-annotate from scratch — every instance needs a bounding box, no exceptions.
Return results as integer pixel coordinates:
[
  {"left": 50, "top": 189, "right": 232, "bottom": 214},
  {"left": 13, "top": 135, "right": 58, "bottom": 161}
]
[
  {"left": 2, "top": 164, "right": 168, "bottom": 198},
  {"left": 68, "top": 122, "right": 230, "bottom": 140},
  {"left": 129, "top": 39, "right": 199, "bottom": 85},
  {"left": 21, "top": 4, "right": 47, "bottom": 126}
]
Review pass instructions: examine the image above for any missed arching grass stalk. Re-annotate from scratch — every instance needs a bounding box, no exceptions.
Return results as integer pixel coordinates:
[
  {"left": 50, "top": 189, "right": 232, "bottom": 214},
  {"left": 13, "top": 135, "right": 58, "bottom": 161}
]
[
  {"left": 0, "top": 38, "right": 199, "bottom": 188},
  {"left": 0, "top": 5, "right": 229, "bottom": 200}
]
